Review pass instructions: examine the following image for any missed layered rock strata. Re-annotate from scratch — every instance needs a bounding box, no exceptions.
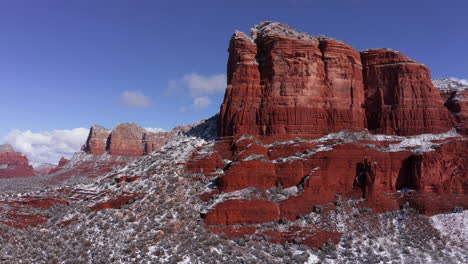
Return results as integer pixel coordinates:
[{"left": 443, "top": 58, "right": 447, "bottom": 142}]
[
  {"left": 197, "top": 22, "right": 466, "bottom": 245},
  {"left": 84, "top": 123, "right": 172, "bottom": 157},
  {"left": 220, "top": 22, "right": 455, "bottom": 138},
  {"left": 362, "top": 50, "right": 455, "bottom": 135}
]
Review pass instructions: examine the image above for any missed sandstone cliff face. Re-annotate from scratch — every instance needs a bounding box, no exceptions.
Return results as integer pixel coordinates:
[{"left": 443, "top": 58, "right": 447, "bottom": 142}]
[
  {"left": 84, "top": 125, "right": 111, "bottom": 155},
  {"left": 361, "top": 49, "right": 455, "bottom": 135},
  {"left": 83, "top": 123, "right": 173, "bottom": 157},
  {"left": 108, "top": 123, "right": 145, "bottom": 156},
  {"left": 445, "top": 90, "right": 468, "bottom": 134},
  {"left": 220, "top": 22, "right": 455, "bottom": 138},
  {"left": 220, "top": 22, "right": 365, "bottom": 138},
  {"left": 0, "top": 144, "right": 35, "bottom": 178},
  {"left": 199, "top": 22, "right": 466, "bottom": 242}
]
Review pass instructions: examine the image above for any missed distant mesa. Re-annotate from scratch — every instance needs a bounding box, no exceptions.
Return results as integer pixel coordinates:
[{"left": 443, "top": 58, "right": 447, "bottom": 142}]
[{"left": 83, "top": 123, "right": 173, "bottom": 157}]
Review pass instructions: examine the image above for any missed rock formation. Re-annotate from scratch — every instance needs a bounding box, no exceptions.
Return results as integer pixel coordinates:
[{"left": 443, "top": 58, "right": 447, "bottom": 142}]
[
  {"left": 220, "top": 21, "right": 455, "bottom": 138},
  {"left": 0, "top": 144, "right": 35, "bottom": 178},
  {"left": 193, "top": 22, "right": 467, "bottom": 243},
  {"left": 362, "top": 49, "right": 455, "bottom": 135},
  {"left": 220, "top": 22, "right": 366, "bottom": 138},
  {"left": 108, "top": 123, "right": 146, "bottom": 156},
  {"left": 48, "top": 157, "right": 69, "bottom": 174},
  {"left": 83, "top": 123, "right": 173, "bottom": 157},
  {"left": 433, "top": 78, "right": 468, "bottom": 135},
  {"left": 84, "top": 125, "right": 111, "bottom": 154}
]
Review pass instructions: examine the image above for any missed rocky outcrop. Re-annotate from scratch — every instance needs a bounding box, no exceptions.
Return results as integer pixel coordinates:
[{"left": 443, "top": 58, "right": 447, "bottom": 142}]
[
  {"left": 198, "top": 22, "right": 466, "bottom": 245},
  {"left": 204, "top": 199, "right": 280, "bottom": 225},
  {"left": 108, "top": 123, "right": 146, "bottom": 156},
  {"left": 408, "top": 140, "right": 467, "bottom": 194},
  {"left": 0, "top": 144, "right": 35, "bottom": 178},
  {"left": 433, "top": 78, "right": 468, "bottom": 135},
  {"left": 362, "top": 49, "right": 455, "bottom": 135},
  {"left": 194, "top": 133, "right": 467, "bottom": 236},
  {"left": 84, "top": 125, "right": 111, "bottom": 154},
  {"left": 83, "top": 123, "right": 173, "bottom": 157},
  {"left": 220, "top": 22, "right": 455, "bottom": 138},
  {"left": 220, "top": 22, "right": 365, "bottom": 138},
  {"left": 48, "top": 157, "right": 69, "bottom": 174}
]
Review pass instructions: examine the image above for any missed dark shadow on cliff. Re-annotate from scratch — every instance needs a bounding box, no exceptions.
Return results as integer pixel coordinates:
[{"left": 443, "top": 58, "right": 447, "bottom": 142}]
[
  {"left": 185, "top": 114, "right": 219, "bottom": 142},
  {"left": 396, "top": 156, "right": 417, "bottom": 190}
]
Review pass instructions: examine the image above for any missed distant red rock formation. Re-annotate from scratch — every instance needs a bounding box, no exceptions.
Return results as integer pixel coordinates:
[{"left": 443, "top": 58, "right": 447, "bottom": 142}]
[
  {"left": 219, "top": 22, "right": 455, "bottom": 138},
  {"left": 33, "top": 165, "right": 55, "bottom": 175},
  {"left": 84, "top": 125, "right": 111, "bottom": 155},
  {"left": 48, "top": 157, "right": 69, "bottom": 174},
  {"left": 84, "top": 123, "right": 173, "bottom": 157},
  {"left": 0, "top": 144, "right": 35, "bottom": 178}
]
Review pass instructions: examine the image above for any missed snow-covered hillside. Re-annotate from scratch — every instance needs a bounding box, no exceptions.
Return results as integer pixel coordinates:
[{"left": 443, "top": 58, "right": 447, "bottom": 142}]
[
  {"left": 433, "top": 78, "right": 468, "bottom": 93},
  {"left": 0, "top": 116, "right": 466, "bottom": 264}
]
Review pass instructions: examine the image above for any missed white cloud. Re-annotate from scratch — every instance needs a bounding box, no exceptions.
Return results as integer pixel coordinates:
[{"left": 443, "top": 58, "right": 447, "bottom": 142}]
[
  {"left": 192, "top": 96, "right": 212, "bottom": 109},
  {"left": 118, "top": 90, "right": 153, "bottom": 108},
  {"left": 183, "top": 73, "right": 226, "bottom": 97},
  {"left": 168, "top": 72, "right": 226, "bottom": 109},
  {"left": 3, "top": 128, "right": 89, "bottom": 164},
  {"left": 450, "top": 77, "right": 468, "bottom": 86},
  {"left": 144, "top": 127, "right": 165, "bottom": 133}
]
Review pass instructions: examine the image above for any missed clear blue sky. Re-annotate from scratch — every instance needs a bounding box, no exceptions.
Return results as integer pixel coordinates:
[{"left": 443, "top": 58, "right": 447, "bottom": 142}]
[{"left": 1, "top": 0, "right": 467, "bottom": 139}]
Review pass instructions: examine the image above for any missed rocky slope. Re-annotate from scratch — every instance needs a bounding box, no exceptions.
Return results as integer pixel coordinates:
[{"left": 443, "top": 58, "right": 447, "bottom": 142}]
[
  {"left": 0, "top": 144, "right": 35, "bottom": 178},
  {"left": 0, "top": 117, "right": 465, "bottom": 263}
]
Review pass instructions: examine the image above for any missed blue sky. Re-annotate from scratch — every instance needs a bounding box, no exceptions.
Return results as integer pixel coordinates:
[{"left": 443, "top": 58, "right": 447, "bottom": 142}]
[{"left": 0, "top": 0, "right": 467, "bottom": 163}]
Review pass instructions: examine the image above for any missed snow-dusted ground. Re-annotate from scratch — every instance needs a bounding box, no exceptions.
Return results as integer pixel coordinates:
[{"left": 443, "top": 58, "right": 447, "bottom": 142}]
[
  {"left": 0, "top": 116, "right": 465, "bottom": 263},
  {"left": 433, "top": 78, "right": 468, "bottom": 93}
]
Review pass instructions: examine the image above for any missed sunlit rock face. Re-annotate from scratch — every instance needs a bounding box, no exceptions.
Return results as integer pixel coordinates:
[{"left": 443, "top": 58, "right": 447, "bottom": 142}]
[
  {"left": 197, "top": 22, "right": 467, "bottom": 241},
  {"left": 220, "top": 22, "right": 455, "bottom": 138},
  {"left": 84, "top": 125, "right": 111, "bottom": 155},
  {"left": 361, "top": 49, "right": 455, "bottom": 135},
  {"left": 220, "top": 22, "right": 366, "bottom": 138},
  {"left": 83, "top": 123, "right": 174, "bottom": 157}
]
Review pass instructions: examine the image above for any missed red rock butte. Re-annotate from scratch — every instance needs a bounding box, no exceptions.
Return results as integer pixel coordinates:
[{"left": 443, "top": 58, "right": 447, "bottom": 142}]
[
  {"left": 192, "top": 22, "right": 467, "bottom": 243},
  {"left": 84, "top": 123, "right": 173, "bottom": 157},
  {"left": 219, "top": 22, "right": 456, "bottom": 139}
]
